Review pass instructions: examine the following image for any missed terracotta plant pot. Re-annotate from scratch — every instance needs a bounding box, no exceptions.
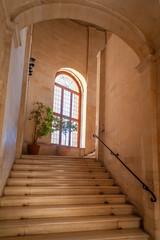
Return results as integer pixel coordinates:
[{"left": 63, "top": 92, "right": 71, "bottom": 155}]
[
  {"left": 56, "top": 145, "right": 70, "bottom": 156},
  {"left": 27, "top": 144, "right": 40, "bottom": 155}
]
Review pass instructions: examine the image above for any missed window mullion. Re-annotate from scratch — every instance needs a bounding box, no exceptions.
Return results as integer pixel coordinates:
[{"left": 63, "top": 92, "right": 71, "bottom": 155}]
[
  {"left": 69, "top": 92, "right": 73, "bottom": 146},
  {"left": 59, "top": 87, "right": 64, "bottom": 145},
  {"left": 77, "top": 93, "right": 81, "bottom": 148}
]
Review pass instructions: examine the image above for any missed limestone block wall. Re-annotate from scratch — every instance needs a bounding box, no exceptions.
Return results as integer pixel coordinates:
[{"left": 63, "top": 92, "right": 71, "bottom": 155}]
[
  {"left": 99, "top": 33, "right": 157, "bottom": 238},
  {"left": 0, "top": 7, "right": 12, "bottom": 144},
  {"left": 0, "top": 28, "right": 27, "bottom": 196},
  {"left": 155, "top": 57, "right": 160, "bottom": 239},
  {"left": 23, "top": 19, "right": 105, "bottom": 154}
]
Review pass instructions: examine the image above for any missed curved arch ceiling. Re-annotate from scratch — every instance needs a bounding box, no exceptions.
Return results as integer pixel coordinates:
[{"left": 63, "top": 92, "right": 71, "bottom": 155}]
[{"left": 3, "top": 0, "right": 160, "bottom": 59}]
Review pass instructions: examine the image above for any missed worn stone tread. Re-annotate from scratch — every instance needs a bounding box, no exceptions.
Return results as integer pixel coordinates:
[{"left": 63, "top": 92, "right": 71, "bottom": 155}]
[{"left": 0, "top": 229, "right": 149, "bottom": 240}]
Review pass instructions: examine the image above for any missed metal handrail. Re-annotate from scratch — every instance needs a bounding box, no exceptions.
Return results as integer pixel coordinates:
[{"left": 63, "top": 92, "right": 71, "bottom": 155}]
[{"left": 93, "top": 134, "right": 156, "bottom": 202}]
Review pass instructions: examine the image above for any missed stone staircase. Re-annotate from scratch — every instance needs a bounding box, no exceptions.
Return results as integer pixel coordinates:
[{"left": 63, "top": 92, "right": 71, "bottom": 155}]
[{"left": 0, "top": 155, "right": 150, "bottom": 239}]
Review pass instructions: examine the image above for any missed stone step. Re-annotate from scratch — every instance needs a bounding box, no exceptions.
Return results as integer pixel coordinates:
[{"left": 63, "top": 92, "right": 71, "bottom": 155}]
[
  {"left": 0, "top": 229, "right": 150, "bottom": 240},
  {"left": 18, "top": 160, "right": 98, "bottom": 165},
  {"left": 20, "top": 156, "right": 97, "bottom": 163},
  {"left": 0, "top": 194, "right": 127, "bottom": 207},
  {"left": 21, "top": 155, "right": 96, "bottom": 161},
  {"left": 15, "top": 159, "right": 101, "bottom": 167},
  {"left": 7, "top": 178, "right": 114, "bottom": 186},
  {"left": 0, "top": 204, "right": 134, "bottom": 220},
  {"left": 0, "top": 215, "right": 141, "bottom": 237},
  {"left": 4, "top": 186, "right": 120, "bottom": 196},
  {"left": 10, "top": 171, "right": 110, "bottom": 179},
  {"left": 12, "top": 164, "right": 105, "bottom": 172},
  {"left": 0, "top": 155, "right": 149, "bottom": 239}
]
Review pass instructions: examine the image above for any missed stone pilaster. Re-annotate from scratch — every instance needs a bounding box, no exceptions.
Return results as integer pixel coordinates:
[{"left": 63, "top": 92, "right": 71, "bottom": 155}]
[
  {"left": 16, "top": 26, "right": 33, "bottom": 158},
  {"left": 136, "top": 52, "right": 160, "bottom": 240},
  {"left": 95, "top": 47, "right": 106, "bottom": 161}
]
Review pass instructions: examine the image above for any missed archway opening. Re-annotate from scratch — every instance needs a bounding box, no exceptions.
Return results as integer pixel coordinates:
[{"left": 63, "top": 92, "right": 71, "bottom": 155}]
[{"left": 52, "top": 68, "right": 87, "bottom": 149}]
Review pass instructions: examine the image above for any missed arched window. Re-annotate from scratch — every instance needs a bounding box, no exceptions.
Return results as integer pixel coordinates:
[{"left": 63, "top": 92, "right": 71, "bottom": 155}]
[{"left": 51, "top": 72, "right": 81, "bottom": 147}]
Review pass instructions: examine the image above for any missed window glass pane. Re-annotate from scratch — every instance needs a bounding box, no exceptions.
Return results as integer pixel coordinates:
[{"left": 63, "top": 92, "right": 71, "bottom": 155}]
[
  {"left": 63, "top": 90, "right": 71, "bottom": 117},
  {"left": 72, "top": 94, "right": 79, "bottom": 119},
  {"left": 61, "top": 118, "right": 69, "bottom": 146},
  {"left": 51, "top": 130, "right": 60, "bottom": 144},
  {"left": 51, "top": 116, "right": 60, "bottom": 144},
  {"left": 53, "top": 73, "right": 80, "bottom": 147},
  {"left": 55, "top": 74, "right": 79, "bottom": 92},
  {"left": 71, "top": 121, "right": 78, "bottom": 147},
  {"left": 53, "top": 85, "right": 61, "bottom": 114}
]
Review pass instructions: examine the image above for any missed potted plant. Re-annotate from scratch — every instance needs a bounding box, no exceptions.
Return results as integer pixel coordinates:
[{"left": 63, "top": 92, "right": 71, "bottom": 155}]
[
  {"left": 52, "top": 118, "right": 78, "bottom": 156},
  {"left": 28, "top": 102, "right": 56, "bottom": 155}
]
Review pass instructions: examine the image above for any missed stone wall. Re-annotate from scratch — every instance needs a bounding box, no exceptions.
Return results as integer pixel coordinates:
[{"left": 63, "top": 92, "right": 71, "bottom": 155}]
[
  {"left": 0, "top": 5, "right": 12, "bottom": 144},
  {"left": 97, "top": 33, "right": 157, "bottom": 238},
  {"left": 22, "top": 19, "right": 105, "bottom": 155},
  {"left": 0, "top": 28, "right": 27, "bottom": 196},
  {"left": 155, "top": 57, "right": 160, "bottom": 240}
]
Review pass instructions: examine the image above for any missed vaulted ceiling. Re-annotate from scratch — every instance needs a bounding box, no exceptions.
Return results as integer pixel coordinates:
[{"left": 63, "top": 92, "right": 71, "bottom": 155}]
[{"left": 2, "top": 0, "right": 160, "bottom": 55}]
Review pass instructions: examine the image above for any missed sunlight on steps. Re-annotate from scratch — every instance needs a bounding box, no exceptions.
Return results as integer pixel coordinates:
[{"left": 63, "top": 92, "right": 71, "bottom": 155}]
[{"left": 0, "top": 155, "right": 150, "bottom": 240}]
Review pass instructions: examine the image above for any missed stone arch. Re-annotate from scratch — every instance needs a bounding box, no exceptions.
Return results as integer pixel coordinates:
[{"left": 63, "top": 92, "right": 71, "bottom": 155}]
[{"left": 14, "top": 2, "right": 152, "bottom": 61}]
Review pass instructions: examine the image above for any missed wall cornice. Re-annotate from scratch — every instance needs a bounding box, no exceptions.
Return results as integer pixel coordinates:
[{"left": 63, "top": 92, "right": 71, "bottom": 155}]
[
  {"left": 0, "top": 0, "right": 21, "bottom": 48},
  {"left": 136, "top": 50, "right": 160, "bottom": 73}
]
